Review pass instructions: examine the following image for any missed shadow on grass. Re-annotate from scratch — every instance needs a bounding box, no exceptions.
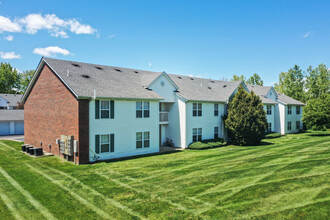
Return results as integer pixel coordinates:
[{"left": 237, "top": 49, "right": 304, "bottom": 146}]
[
  {"left": 307, "top": 133, "right": 330, "bottom": 137},
  {"left": 91, "top": 149, "right": 183, "bottom": 164}
]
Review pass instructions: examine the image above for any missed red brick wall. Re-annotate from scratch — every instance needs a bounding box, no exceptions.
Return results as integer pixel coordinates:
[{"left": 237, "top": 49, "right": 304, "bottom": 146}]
[{"left": 24, "top": 64, "right": 89, "bottom": 164}]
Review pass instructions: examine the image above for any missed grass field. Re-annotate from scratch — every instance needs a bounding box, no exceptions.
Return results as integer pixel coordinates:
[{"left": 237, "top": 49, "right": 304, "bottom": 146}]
[{"left": 0, "top": 131, "right": 329, "bottom": 219}]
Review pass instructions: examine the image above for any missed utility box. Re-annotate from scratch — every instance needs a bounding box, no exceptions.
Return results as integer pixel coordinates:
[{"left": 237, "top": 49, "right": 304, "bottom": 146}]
[
  {"left": 74, "top": 140, "right": 78, "bottom": 153},
  {"left": 60, "top": 135, "right": 74, "bottom": 156}
]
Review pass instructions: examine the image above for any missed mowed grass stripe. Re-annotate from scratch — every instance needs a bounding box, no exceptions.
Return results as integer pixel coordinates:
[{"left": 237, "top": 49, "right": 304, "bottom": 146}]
[
  {"left": 27, "top": 164, "right": 146, "bottom": 220},
  {"left": 0, "top": 185, "right": 23, "bottom": 220},
  {"left": 0, "top": 167, "right": 56, "bottom": 220}
]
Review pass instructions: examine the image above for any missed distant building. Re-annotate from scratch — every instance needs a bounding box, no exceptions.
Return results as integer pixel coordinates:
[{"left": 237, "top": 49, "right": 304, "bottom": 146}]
[
  {"left": 0, "top": 93, "right": 23, "bottom": 109},
  {"left": 0, "top": 110, "right": 24, "bottom": 135}
]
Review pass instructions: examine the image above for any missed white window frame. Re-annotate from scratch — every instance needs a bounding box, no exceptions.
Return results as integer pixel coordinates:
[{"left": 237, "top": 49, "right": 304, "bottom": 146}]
[
  {"left": 136, "top": 131, "right": 150, "bottom": 149},
  {"left": 136, "top": 101, "right": 150, "bottom": 118},
  {"left": 98, "top": 134, "right": 112, "bottom": 153},
  {"left": 296, "top": 106, "right": 300, "bottom": 115},
  {"left": 193, "top": 103, "right": 202, "bottom": 117},
  {"left": 100, "top": 100, "right": 110, "bottom": 119},
  {"left": 214, "top": 126, "right": 219, "bottom": 139},
  {"left": 214, "top": 104, "right": 219, "bottom": 116},
  {"left": 267, "top": 123, "right": 272, "bottom": 133},
  {"left": 288, "top": 106, "right": 292, "bottom": 115},
  {"left": 266, "top": 105, "right": 272, "bottom": 115},
  {"left": 287, "top": 121, "right": 292, "bottom": 131},
  {"left": 193, "top": 128, "right": 202, "bottom": 142}
]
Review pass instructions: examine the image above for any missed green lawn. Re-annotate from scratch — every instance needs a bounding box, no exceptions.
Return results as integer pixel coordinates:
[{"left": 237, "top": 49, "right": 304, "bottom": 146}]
[{"left": 0, "top": 131, "right": 329, "bottom": 219}]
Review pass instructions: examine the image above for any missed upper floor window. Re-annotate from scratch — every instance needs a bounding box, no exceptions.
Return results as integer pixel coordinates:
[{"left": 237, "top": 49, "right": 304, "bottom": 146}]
[
  {"left": 266, "top": 105, "right": 272, "bottom": 115},
  {"left": 296, "top": 106, "right": 300, "bottom": 114},
  {"left": 214, "top": 104, "right": 219, "bottom": 116},
  {"left": 287, "top": 121, "right": 292, "bottom": 131},
  {"left": 136, "top": 131, "right": 150, "bottom": 148},
  {"left": 288, "top": 106, "right": 292, "bottom": 115},
  {"left": 95, "top": 100, "right": 114, "bottom": 119},
  {"left": 193, "top": 103, "right": 202, "bottom": 117},
  {"left": 136, "top": 102, "right": 150, "bottom": 118},
  {"left": 193, "top": 128, "right": 202, "bottom": 142},
  {"left": 214, "top": 126, "right": 219, "bottom": 139}
]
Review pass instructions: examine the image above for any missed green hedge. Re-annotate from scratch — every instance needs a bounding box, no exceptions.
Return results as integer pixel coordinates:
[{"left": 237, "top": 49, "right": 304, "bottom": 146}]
[
  {"left": 264, "top": 132, "right": 282, "bottom": 139},
  {"left": 188, "top": 138, "right": 226, "bottom": 150}
]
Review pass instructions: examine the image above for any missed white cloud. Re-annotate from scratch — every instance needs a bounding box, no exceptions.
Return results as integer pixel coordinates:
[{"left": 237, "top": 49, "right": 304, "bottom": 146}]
[
  {"left": 4, "top": 35, "right": 13, "bottom": 41},
  {"left": 0, "top": 51, "right": 21, "bottom": 59},
  {"left": 0, "top": 15, "right": 22, "bottom": 33},
  {"left": 0, "top": 13, "right": 96, "bottom": 38},
  {"left": 303, "top": 31, "right": 314, "bottom": 38},
  {"left": 148, "top": 62, "right": 152, "bottom": 66},
  {"left": 33, "top": 46, "right": 71, "bottom": 57}
]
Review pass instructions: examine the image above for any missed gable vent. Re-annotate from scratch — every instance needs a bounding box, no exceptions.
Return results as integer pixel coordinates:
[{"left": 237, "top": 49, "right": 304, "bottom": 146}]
[
  {"left": 95, "top": 66, "right": 103, "bottom": 70},
  {"left": 72, "top": 63, "right": 80, "bottom": 67},
  {"left": 114, "top": 69, "right": 122, "bottom": 72}
]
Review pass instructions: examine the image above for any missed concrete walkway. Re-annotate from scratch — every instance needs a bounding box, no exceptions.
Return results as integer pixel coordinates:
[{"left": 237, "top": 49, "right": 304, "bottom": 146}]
[{"left": 0, "top": 135, "right": 24, "bottom": 142}]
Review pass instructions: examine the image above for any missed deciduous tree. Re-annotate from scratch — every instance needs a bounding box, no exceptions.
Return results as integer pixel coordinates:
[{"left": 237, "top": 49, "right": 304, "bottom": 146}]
[{"left": 0, "top": 62, "right": 20, "bottom": 93}]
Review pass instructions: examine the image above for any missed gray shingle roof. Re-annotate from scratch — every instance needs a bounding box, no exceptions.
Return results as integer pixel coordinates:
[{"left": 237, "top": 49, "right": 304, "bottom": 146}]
[
  {"left": 40, "top": 58, "right": 242, "bottom": 102},
  {"left": 246, "top": 84, "right": 277, "bottom": 104},
  {"left": 0, "top": 94, "right": 22, "bottom": 107},
  {"left": 0, "top": 110, "right": 24, "bottom": 121},
  {"left": 276, "top": 92, "right": 305, "bottom": 105}
]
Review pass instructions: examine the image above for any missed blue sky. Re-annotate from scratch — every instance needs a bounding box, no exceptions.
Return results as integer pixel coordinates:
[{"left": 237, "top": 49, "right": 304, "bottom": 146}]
[{"left": 0, "top": 0, "right": 329, "bottom": 86}]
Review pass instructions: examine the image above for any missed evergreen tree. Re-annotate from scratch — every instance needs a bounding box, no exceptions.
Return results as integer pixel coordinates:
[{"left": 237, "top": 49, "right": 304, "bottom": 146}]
[{"left": 225, "top": 84, "right": 267, "bottom": 145}]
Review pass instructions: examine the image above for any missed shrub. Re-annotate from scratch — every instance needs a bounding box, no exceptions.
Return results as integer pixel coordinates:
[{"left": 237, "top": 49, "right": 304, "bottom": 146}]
[
  {"left": 264, "top": 132, "right": 281, "bottom": 139},
  {"left": 188, "top": 138, "right": 226, "bottom": 150},
  {"left": 225, "top": 84, "right": 268, "bottom": 145}
]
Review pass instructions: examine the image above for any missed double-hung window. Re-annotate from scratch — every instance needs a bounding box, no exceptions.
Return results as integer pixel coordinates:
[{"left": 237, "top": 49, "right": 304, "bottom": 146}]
[
  {"left": 95, "top": 134, "right": 114, "bottom": 154},
  {"left": 287, "top": 121, "right": 292, "bottom": 131},
  {"left": 267, "top": 123, "right": 272, "bottom": 133},
  {"left": 266, "top": 105, "right": 272, "bottom": 115},
  {"left": 214, "top": 104, "right": 219, "bottom": 116},
  {"left": 288, "top": 106, "right": 292, "bottom": 115},
  {"left": 193, "top": 103, "right": 202, "bottom": 117},
  {"left": 100, "top": 101, "right": 110, "bottom": 119},
  {"left": 136, "top": 132, "right": 150, "bottom": 148},
  {"left": 95, "top": 100, "right": 114, "bottom": 119},
  {"left": 296, "top": 106, "right": 300, "bottom": 114},
  {"left": 296, "top": 121, "right": 300, "bottom": 130},
  {"left": 214, "top": 126, "right": 219, "bottom": 139},
  {"left": 193, "top": 128, "right": 202, "bottom": 142},
  {"left": 136, "top": 102, "right": 150, "bottom": 118}
]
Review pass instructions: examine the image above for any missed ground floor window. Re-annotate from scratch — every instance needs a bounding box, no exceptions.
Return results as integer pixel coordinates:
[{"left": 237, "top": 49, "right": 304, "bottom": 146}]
[
  {"left": 95, "top": 134, "right": 114, "bottom": 154},
  {"left": 214, "top": 127, "right": 219, "bottom": 139},
  {"left": 287, "top": 121, "right": 292, "bottom": 131},
  {"left": 267, "top": 123, "right": 272, "bottom": 133},
  {"left": 296, "top": 121, "right": 300, "bottom": 130},
  {"left": 193, "top": 128, "right": 202, "bottom": 142},
  {"left": 136, "top": 131, "right": 150, "bottom": 148}
]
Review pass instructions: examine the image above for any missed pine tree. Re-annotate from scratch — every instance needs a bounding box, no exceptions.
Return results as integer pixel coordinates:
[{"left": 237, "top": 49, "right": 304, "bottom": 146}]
[{"left": 225, "top": 84, "right": 267, "bottom": 145}]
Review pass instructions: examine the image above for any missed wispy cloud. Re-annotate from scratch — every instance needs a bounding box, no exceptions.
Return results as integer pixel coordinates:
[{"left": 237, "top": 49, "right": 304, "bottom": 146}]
[
  {"left": 303, "top": 31, "right": 314, "bottom": 38},
  {"left": 0, "top": 51, "right": 21, "bottom": 59},
  {"left": 33, "top": 46, "right": 71, "bottom": 57},
  {"left": 108, "top": 34, "right": 116, "bottom": 39},
  {"left": 148, "top": 62, "right": 152, "bottom": 66},
  {"left": 0, "top": 13, "right": 96, "bottom": 38},
  {"left": 4, "top": 35, "right": 13, "bottom": 41}
]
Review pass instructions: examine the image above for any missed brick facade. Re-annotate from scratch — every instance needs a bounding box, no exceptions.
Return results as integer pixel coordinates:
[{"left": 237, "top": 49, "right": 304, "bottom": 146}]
[{"left": 24, "top": 64, "right": 89, "bottom": 164}]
